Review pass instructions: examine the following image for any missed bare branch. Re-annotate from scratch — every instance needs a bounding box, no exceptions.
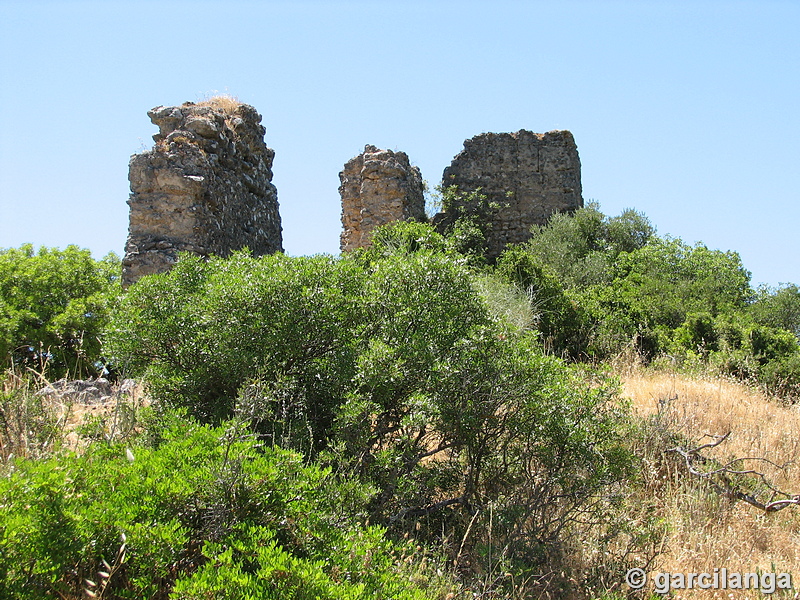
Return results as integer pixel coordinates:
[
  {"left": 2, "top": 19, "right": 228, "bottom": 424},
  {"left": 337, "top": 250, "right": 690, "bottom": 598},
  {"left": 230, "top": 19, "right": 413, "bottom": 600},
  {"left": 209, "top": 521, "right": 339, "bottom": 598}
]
[
  {"left": 667, "top": 432, "right": 800, "bottom": 513},
  {"left": 389, "top": 495, "right": 468, "bottom": 522}
]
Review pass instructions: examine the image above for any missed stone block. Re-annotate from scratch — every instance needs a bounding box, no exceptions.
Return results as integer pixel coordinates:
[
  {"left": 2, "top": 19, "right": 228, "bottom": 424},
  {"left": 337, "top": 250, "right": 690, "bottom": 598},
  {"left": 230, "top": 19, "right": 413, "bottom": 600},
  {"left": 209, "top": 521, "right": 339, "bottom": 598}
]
[
  {"left": 339, "top": 145, "right": 426, "bottom": 252},
  {"left": 438, "top": 129, "right": 582, "bottom": 260},
  {"left": 122, "top": 100, "right": 283, "bottom": 287}
]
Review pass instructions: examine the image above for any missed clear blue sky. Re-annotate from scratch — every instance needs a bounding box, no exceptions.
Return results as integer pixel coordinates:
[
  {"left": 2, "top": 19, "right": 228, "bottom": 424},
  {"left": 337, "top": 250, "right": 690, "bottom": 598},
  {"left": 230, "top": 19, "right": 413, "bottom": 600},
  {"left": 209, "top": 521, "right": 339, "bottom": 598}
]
[{"left": 1, "top": 0, "right": 797, "bottom": 287}]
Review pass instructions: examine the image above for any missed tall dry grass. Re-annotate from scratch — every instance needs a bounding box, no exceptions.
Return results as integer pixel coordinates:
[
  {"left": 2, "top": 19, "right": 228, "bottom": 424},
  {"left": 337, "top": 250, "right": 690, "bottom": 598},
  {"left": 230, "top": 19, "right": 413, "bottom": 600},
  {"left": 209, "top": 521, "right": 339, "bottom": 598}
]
[
  {"left": 622, "top": 369, "right": 800, "bottom": 599},
  {"left": 195, "top": 93, "right": 242, "bottom": 114},
  {"left": 0, "top": 371, "right": 145, "bottom": 465},
  {"left": 0, "top": 370, "right": 73, "bottom": 464}
]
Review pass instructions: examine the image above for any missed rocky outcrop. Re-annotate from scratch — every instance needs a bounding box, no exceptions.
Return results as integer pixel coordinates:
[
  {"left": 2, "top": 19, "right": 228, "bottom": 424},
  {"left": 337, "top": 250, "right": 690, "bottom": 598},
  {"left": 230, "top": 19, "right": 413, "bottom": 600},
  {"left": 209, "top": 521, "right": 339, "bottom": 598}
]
[
  {"left": 36, "top": 378, "right": 137, "bottom": 405},
  {"left": 439, "top": 130, "right": 583, "bottom": 259},
  {"left": 339, "top": 145, "right": 426, "bottom": 252},
  {"left": 122, "top": 99, "right": 283, "bottom": 287}
]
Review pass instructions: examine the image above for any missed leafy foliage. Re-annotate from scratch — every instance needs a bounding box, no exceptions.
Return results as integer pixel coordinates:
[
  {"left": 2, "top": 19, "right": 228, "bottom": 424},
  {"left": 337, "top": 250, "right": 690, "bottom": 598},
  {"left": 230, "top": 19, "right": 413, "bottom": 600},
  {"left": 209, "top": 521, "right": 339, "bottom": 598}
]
[
  {"left": 108, "top": 252, "right": 365, "bottom": 429},
  {"left": 0, "top": 414, "right": 454, "bottom": 600},
  {"left": 750, "top": 283, "right": 800, "bottom": 340},
  {"left": 432, "top": 185, "right": 509, "bottom": 264},
  {"left": 510, "top": 204, "right": 800, "bottom": 398},
  {"left": 494, "top": 246, "right": 583, "bottom": 355},
  {"left": 7, "top": 196, "right": 800, "bottom": 599},
  {"left": 367, "top": 219, "right": 449, "bottom": 257},
  {"left": 349, "top": 334, "right": 633, "bottom": 572},
  {"left": 523, "top": 203, "right": 654, "bottom": 289},
  {"left": 0, "top": 244, "right": 120, "bottom": 378},
  {"left": 578, "top": 236, "right": 753, "bottom": 358},
  {"left": 108, "top": 245, "right": 492, "bottom": 436},
  {"left": 107, "top": 240, "right": 637, "bottom": 596}
]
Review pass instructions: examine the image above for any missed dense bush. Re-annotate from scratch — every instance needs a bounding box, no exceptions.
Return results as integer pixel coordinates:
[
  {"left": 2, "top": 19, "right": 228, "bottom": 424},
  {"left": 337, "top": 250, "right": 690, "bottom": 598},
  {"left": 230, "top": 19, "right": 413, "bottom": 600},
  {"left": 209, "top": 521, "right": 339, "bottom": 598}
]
[
  {"left": 0, "top": 244, "right": 120, "bottom": 378},
  {"left": 107, "top": 247, "right": 490, "bottom": 434},
  {"left": 523, "top": 204, "right": 654, "bottom": 289},
  {"left": 494, "top": 246, "right": 584, "bottom": 355},
  {"left": 431, "top": 185, "right": 508, "bottom": 264},
  {"left": 107, "top": 238, "right": 637, "bottom": 596},
  {"left": 584, "top": 237, "right": 751, "bottom": 359},
  {"left": 367, "top": 219, "right": 450, "bottom": 257},
  {"left": 9, "top": 206, "right": 799, "bottom": 598},
  {"left": 0, "top": 412, "right": 454, "bottom": 600},
  {"left": 506, "top": 205, "right": 800, "bottom": 398},
  {"left": 750, "top": 283, "right": 800, "bottom": 340},
  {"left": 108, "top": 252, "right": 366, "bottom": 428},
  {"left": 333, "top": 332, "right": 634, "bottom": 581}
]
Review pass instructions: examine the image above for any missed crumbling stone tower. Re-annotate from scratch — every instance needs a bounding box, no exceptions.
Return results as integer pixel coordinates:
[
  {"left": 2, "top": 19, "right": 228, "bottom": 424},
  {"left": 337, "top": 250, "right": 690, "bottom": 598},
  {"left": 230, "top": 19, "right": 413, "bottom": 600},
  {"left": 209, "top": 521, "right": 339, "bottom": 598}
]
[
  {"left": 339, "top": 145, "right": 426, "bottom": 252},
  {"left": 122, "top": 99, "right": 283, "bottom": 287},
  {"left": 439, "top": 130, "right": 583, "bottom": 259}
]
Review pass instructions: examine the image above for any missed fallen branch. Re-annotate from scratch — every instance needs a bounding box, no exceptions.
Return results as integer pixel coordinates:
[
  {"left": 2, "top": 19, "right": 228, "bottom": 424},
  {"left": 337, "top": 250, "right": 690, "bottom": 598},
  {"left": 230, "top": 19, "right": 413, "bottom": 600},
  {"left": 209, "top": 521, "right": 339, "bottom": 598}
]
[{"left": 667, "top": 432, "right": 800, "bottom": 513}]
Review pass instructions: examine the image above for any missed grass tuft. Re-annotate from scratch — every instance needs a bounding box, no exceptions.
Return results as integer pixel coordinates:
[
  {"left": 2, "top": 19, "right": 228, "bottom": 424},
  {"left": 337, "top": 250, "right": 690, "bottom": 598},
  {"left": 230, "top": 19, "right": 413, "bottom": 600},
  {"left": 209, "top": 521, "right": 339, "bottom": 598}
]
[{"left": 195, "top": 93, "right": 242, "bottom": 114}]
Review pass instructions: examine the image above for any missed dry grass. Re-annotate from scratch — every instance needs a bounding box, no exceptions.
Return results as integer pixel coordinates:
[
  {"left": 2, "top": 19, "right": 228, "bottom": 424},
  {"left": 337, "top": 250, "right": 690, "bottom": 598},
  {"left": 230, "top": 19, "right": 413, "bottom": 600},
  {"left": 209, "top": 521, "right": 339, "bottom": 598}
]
[
  {"left": 621, "top": 369, "right": 800, "bottom": 598},
  {"left": 195, "top": 93, "right": 242, "bottom": 114},
  {"left": 1, "top": 372, "right": 146, "bottom": 463},
  {"left": 59, "top": 384, "right": 146, "bottom": 451}
]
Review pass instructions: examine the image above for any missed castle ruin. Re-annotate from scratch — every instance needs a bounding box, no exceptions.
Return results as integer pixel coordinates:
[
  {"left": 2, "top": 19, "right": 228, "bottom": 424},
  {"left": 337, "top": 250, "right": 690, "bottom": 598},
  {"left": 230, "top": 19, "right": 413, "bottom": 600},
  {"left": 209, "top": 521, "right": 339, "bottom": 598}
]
[
  {"left": 338, "top": 130, "right": 582, "bottom": 258},
  {"left": 437, "top": 129, "right": 583, "bottom": 259},
  {"left": 122, "top": 100, "right": 283, "bottom": 287},
  {"left": 339, "top": 145, "right": 426, "bottom": 252},
  {"left": 122, "top": 99, "right": 582, "bottom": 280}
]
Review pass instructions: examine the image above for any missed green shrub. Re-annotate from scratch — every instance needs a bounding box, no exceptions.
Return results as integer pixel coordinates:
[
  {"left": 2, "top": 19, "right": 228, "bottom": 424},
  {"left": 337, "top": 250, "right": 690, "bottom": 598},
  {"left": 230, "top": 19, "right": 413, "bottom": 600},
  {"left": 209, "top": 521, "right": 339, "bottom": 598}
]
[
  {"left": 515, "top": 205, "right": 754, "bottom": 362},
  {"left": 495, "top": 246, "right": 584, "bottom": 355},
  {"left": 433, "top": 185, "right": 506, "bottom": 264},
  {"left": 0, "top": 414, "right": 456, "bottom": 600},
  {"left": 523, "top": 204, "right": 653, "bottom": 289},
  {"left": 367, "top": 220, "right": 448, "bottom": 257},
  {"left": 108, "top": 248, "right": 489, "bottom": 444},
  {"left": 0, "top": 245, "right": 120, "bottom": 378},
  {"left": 748, "top": 325, "right": 798, "bottom": 364},
  {"left": 758, "top": 351, "right": 800, "bottom": 401},
  {"left": 609, "top": 237, "right": 751, "bottom": 331},
  {"left": 108, "top": 246, "right": 638, "bottom": 597},
  {"left": 470, "top": 272, "right": 536, "bottom": 333},
  {"left": 671, "top": 312, "right": 719, "bottom": 357},
  {"left": 108, "top": 252, "right": 366, "bottom": 429},
  {"left": 750, "top": 283, "right": 800, "bottom": 340},
  {"left": 331, "top": 328, "right": 634, "bottom": 596}
]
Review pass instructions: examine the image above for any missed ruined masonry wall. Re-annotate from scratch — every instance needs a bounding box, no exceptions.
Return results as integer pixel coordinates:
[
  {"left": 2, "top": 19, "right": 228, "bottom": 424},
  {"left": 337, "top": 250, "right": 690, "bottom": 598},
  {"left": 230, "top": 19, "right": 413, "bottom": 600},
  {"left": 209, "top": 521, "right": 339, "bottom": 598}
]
[
  {"left": 122, "top": 101, "right": 283, "bottom": 287},
  {"left": 439, "top": 130, "right": 583, "bottom": 259},
  {"left": 339, "top": 145, "right": 426, "bottom": 252}
]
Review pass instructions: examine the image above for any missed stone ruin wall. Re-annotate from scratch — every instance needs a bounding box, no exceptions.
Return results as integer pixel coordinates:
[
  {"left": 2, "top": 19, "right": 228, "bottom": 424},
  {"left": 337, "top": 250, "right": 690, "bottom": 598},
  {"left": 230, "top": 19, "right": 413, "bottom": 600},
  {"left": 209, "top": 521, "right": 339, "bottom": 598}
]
[
  {"left": 339, "top": 145, "right": 426, "bottom": 252},
  {"left": 122, "top": 98, "right": 581, "bottom": 277},
  {"left": 438, "top": 129, "right": 583, "bottom": 259},
  {"left": 338, "top": 130, "right": 583, "bottom": 259},
  {"left": 122, "top": 100, "right": 283, "bottom": 287}
]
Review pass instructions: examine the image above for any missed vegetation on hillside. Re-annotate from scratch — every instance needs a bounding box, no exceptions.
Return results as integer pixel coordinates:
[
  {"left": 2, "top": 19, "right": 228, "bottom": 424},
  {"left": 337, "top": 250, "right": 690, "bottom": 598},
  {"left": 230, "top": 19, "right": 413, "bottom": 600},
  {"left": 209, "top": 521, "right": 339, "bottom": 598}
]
[
  {"left": 495, "top": 203, "right": 800, "bottom": 399},
  {"left": 1, "top": 200, "right": 799, "bottom": 599}
]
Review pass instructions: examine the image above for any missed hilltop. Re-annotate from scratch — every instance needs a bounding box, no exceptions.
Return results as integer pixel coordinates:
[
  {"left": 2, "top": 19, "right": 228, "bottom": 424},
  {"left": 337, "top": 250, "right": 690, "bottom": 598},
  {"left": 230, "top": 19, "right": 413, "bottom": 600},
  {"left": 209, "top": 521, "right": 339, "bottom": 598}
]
[{"left": 1, "top": 102, "right": 799, "bottom": 597}]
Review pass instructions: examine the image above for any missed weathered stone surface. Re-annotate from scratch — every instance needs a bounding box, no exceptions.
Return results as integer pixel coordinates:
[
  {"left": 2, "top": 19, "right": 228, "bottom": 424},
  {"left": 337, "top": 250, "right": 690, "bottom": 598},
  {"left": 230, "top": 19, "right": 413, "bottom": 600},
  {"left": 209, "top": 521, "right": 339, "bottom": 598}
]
[
  {"left": 339, "top": 145, "right": 426, "bottom": 252},
  {"left": 438, "top": 130, "right": 583, "bottom": 259},
  {"left": 122, "top": 99, "right": 283, "bottom": 287},
  {"left": 36, "top": 378, "right": 137, "bottom": 405}
]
